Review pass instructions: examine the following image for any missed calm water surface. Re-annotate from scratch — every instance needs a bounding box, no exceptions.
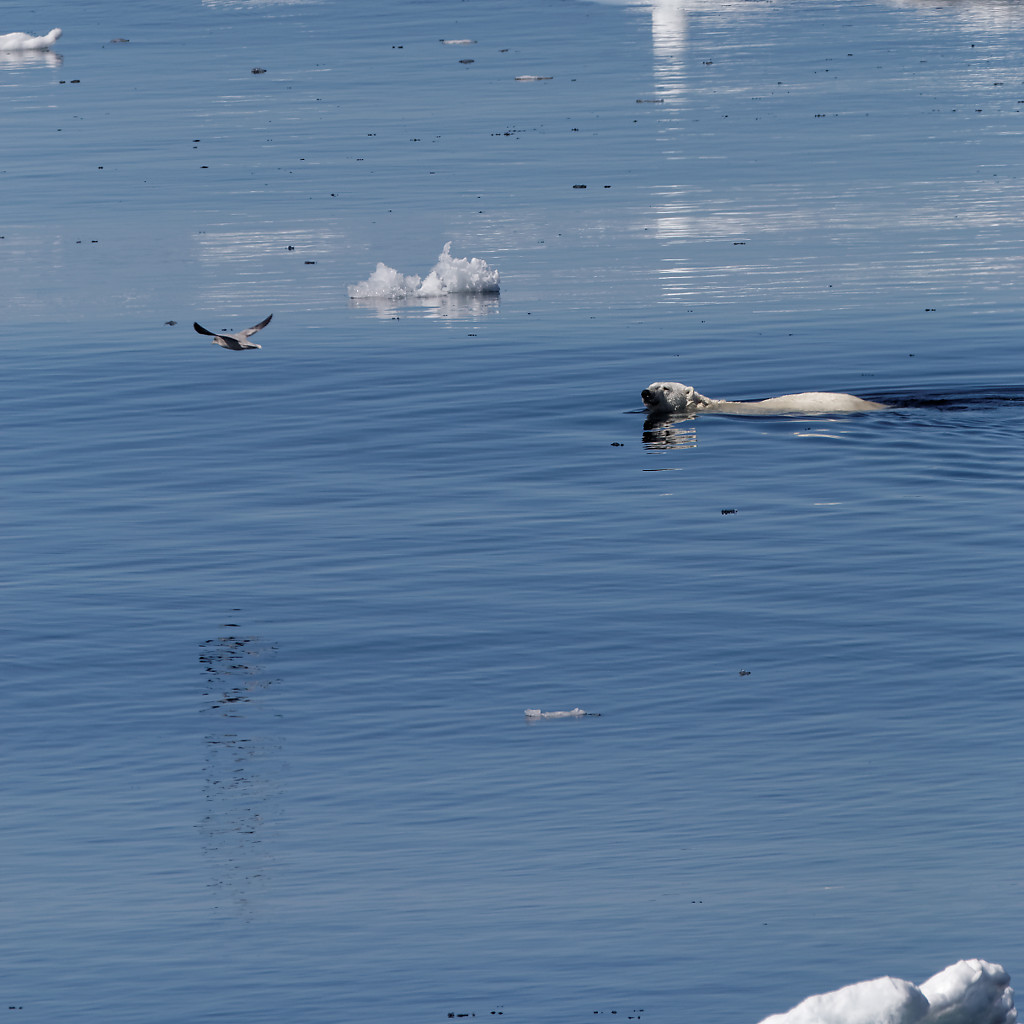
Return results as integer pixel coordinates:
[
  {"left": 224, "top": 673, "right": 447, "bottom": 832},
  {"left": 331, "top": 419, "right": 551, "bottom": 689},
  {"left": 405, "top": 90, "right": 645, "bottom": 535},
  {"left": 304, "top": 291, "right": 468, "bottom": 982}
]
[{"left": 3, "top": 1, "right": 1024, "bottom": 1022}]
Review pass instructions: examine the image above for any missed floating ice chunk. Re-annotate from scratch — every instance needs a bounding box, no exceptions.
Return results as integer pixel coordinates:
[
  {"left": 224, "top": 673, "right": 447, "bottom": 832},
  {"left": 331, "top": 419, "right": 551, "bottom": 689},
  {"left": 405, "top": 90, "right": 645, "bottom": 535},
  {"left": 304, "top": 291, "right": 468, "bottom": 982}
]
[
  {"left": 347, "top": 263, "right": 424, "bottom": 301},
  {"left": 417, "top": 243, "right": 499, "bottom": 296},
  {"left": 347, "top": 242, "right": 499, "bottom": 300},
  {"left": 758, "top": 959, "right": 1015, "bottom": 1024},
  {"left": 0, "top": 28, "right": 62, "bottom": 50},
  {"left": 440, "top": 38, "right": 476, "bottom": 45},
  {"left": 920, "top": 959, "right": 1015, "bottom": 1024},
  {"left": 524, "top": 707, "right": 597, "bottom": 719},
  {"left": 759, "top": 976, "right": 928, "bottom": 1024}
]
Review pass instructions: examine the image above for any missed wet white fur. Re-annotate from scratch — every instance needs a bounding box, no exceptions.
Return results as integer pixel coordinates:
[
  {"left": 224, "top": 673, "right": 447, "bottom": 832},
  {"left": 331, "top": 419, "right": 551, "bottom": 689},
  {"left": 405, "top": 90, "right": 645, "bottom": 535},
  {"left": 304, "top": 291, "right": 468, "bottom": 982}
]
[
  {"left": 641, "top": 381, "right": 887, "bottom": 416},
  {"left": 0, "top": 28, "right": 62, "bottom": 50}
]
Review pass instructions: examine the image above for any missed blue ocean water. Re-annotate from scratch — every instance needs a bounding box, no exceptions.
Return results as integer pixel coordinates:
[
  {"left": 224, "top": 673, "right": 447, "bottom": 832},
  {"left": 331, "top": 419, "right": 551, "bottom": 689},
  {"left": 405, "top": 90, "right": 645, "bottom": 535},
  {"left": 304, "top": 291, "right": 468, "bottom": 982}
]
[{"left": 3, "top": 2, "right": 1024, "bottom": 1022}]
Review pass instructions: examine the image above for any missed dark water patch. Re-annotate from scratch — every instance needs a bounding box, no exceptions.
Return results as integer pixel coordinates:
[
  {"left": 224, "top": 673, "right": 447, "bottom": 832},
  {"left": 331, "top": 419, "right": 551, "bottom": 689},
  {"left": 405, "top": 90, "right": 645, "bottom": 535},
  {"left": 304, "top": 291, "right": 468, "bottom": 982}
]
[{"left": 864, "top": 385, "right": 1024, "bottom": 410}]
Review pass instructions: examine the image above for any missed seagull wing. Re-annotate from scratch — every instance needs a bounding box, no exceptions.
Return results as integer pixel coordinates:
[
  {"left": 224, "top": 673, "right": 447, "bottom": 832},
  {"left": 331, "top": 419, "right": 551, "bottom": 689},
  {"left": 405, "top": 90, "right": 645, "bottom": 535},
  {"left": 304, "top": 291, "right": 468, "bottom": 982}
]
[
  {"left": 193, "top": 322, "right": 218, "bottom": 337},
  {"left": 240, "top": 313, "right": 273, "bottom": 339}
]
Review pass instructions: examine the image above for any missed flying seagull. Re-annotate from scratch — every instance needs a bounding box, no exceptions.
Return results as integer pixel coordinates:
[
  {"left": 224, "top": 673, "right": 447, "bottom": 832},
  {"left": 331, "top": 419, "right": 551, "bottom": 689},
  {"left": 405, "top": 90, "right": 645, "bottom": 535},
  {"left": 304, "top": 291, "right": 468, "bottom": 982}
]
[{"left": 194, "top": 314, "right": 272, "bottom": 350}]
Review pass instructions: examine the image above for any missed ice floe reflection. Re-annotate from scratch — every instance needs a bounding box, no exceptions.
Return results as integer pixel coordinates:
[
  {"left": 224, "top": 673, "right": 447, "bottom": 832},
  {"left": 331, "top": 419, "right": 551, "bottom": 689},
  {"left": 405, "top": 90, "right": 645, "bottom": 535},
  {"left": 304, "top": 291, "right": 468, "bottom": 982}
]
[
  {"left": 0, "top": 49, "right": 61, "bottom": 68},
  {"left": 348, "top": 293, "right": 500, "bottom": 322}
]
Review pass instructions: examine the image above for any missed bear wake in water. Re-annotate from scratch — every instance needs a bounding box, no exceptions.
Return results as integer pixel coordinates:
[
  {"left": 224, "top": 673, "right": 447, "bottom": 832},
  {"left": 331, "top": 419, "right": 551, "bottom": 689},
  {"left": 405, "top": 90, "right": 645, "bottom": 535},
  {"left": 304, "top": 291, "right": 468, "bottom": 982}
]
[{"left": 641, "top": 381, "right": 887, "bottom": 417}]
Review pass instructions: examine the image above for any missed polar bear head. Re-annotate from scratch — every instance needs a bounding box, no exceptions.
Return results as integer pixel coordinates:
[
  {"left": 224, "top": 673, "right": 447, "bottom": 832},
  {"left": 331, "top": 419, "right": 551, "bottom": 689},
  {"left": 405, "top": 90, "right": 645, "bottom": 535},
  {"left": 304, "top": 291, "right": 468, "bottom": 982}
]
[{"left": 641, "top": 381, "right": 714, "bottom": 415}]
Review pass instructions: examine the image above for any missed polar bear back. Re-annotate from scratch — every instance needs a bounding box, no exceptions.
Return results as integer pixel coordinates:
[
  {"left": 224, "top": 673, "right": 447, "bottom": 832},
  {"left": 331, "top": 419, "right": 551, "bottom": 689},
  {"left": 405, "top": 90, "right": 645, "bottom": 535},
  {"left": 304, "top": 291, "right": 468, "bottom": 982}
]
[{"left": 717, "top": 391, "right": 887, "bottom": 414}]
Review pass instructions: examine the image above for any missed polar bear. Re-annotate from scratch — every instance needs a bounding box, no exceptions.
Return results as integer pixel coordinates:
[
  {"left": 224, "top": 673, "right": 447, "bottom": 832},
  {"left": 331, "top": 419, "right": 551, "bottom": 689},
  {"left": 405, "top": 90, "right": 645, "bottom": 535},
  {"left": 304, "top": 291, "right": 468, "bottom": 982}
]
[{"left": 641, "top": 381, "right": 887, "bottom": 417}]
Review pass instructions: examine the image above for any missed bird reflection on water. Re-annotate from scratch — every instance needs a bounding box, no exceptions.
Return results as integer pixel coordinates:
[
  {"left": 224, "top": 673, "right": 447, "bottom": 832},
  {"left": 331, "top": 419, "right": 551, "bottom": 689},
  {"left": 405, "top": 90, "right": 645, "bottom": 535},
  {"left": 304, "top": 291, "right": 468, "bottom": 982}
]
[{"left": 197, "top": 619, "right": 284, "bottom": 918}]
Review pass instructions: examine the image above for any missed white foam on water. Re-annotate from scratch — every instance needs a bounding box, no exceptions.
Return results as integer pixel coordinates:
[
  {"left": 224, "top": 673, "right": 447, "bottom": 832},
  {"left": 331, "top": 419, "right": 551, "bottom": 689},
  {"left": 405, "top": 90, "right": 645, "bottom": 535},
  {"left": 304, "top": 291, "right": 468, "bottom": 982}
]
[
  {"left": 347, "top": 242, "right": 500, "bottom": 300},
  {"left": 759, "top": 959, "right": 1015, "bottom": 1024},
  {"left": 524, "top": 708, "right": 597, "bottom": 719}
]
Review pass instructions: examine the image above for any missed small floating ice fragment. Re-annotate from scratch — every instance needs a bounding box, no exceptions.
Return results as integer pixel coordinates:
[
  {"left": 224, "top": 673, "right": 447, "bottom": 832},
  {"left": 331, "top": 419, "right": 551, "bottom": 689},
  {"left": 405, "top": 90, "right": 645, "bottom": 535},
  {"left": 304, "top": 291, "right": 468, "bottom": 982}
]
[
  {"left": 515, "top": 75, "right": 553, "bottom": 81},
  {"left": 441, "top": 38, "right": 477, "bottom": 45},
  {"left": 0, "top": 27, "right": 62, "bottom": 51},
  {"left": 348, "top": 242, "right": 499, "bottom": 300},
  {"left": 524, "top": 708, "right": 598, "bottom": 719}
]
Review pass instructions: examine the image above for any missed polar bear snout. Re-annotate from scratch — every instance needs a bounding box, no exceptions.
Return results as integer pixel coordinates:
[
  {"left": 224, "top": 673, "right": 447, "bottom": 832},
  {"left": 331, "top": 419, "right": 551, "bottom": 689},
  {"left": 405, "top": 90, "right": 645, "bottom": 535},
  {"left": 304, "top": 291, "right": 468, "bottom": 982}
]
[{"left": 641, "top": 382, "right": 677, "bottom": 406}]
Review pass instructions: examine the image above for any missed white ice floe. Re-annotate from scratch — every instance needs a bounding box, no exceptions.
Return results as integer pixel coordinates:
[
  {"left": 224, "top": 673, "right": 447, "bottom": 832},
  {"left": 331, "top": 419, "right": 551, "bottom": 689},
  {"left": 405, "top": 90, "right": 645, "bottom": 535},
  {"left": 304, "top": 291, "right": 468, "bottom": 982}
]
[
  {"left": 759, "top": 958, "right": 1015, "bottom": 1024},
  {"left": 524, "top": 708, "right": 598, "bottom": 719},
  {"left": 0, "top": 28, "right": 62, "bottom": 50},
  {"left": 347, "top": 242, "right": 500, "bottom": 300}
]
